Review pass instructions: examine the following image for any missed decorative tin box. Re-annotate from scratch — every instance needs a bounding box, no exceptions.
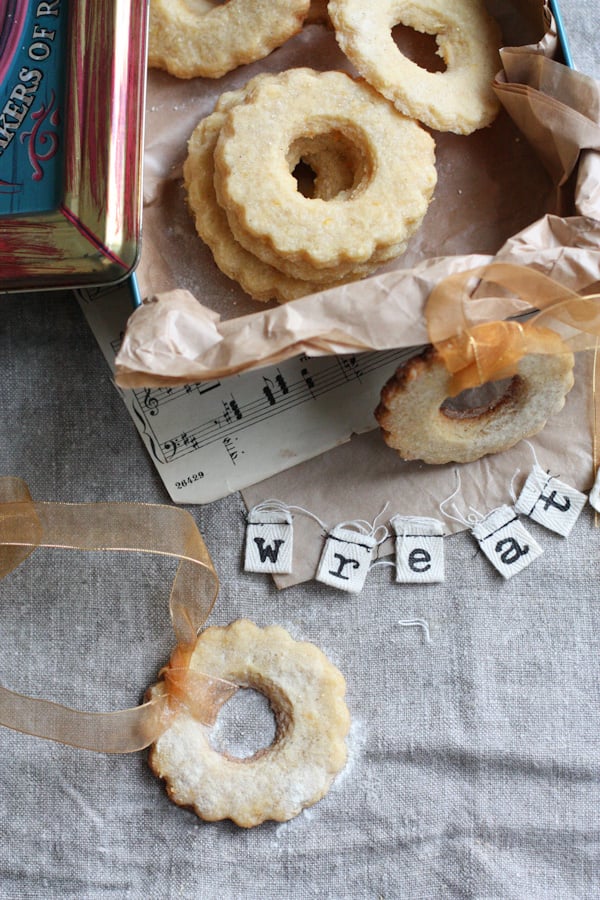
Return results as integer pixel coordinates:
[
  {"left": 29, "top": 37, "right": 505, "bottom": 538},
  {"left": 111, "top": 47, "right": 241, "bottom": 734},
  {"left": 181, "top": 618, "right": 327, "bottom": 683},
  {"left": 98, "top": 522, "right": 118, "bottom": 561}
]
[{"left": 0, "top": 0, "right": 148, "bottom": 292}]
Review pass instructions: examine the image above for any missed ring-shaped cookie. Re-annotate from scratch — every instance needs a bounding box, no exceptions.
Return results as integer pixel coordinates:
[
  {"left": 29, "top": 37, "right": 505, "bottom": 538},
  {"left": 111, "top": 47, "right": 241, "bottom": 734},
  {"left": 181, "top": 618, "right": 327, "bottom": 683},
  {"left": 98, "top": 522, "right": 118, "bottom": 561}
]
[
  {"left": 213, "top": 68, "right": 437, "bottom": 278},
  {"left": 375, "top": 334, "right": 575, "bottom": 464},
  {"left": 148, "top": 619, "right": 350, "bottom": 827},
  {"left": 184, "top": 81, "right": 316, "bottom": 302},
  {"left": 184, "top": 80, "right": 386, "bottom": 301},
  {"left": 148, "top": 0, "right": 311, "bottom": 79},
  {"left": 328, "top": 0, "right": 502, "bottom": 134}
]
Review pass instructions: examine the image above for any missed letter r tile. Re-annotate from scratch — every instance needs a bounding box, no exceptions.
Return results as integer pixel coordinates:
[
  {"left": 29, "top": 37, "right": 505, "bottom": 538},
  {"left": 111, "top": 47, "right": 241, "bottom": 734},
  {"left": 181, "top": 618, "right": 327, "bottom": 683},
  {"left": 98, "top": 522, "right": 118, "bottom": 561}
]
[{"left": 315, "top": 525, "right": 377, "bottom": 593}]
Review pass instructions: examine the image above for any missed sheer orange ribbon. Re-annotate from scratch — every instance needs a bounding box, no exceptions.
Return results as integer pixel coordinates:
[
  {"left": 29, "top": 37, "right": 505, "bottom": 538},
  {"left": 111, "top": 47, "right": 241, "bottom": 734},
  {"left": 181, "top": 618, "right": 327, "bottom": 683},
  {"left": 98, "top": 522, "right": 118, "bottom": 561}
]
[
  {"left": 426, "top": 261, "right": 600, "bottom": 394},
  {"left": 0, "top": 477, "right": 237, "bottom": 753},
  {"left": 424, "top": 260, "right": 600, "bottom": 472}
]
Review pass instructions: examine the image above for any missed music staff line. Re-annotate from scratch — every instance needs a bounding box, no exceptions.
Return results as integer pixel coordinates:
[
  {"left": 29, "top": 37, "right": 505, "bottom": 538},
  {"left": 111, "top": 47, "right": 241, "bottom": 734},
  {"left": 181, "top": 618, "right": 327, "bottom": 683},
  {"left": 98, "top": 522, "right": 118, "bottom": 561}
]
[
  {"left": 145, "top": 348, "right": 413, "bottom": 465},
  {"left": 133, "top": 380, "right": 222, "bottom": 416}
]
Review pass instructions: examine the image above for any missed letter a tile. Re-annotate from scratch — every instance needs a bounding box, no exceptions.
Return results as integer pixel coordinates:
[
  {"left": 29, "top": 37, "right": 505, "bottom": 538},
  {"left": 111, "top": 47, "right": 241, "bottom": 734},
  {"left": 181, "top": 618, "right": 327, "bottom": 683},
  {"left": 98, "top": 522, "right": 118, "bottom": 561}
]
[{"left": 471, "top": 505, "right": 543, "bottom": 579}]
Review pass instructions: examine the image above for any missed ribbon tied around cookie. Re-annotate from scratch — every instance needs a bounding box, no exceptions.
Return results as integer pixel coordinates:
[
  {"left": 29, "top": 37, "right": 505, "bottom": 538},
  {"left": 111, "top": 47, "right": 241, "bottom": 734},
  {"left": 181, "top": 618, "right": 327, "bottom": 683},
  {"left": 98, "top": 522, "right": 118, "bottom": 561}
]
[
  {"left": 425, "top": 260, "right": 600, "bottom": 474},
  {"left": 426, "top": 260, "right": 600, "bottom": 394},
  {"left": 0, "top": 477, "right": 237, "bottom": 752}
]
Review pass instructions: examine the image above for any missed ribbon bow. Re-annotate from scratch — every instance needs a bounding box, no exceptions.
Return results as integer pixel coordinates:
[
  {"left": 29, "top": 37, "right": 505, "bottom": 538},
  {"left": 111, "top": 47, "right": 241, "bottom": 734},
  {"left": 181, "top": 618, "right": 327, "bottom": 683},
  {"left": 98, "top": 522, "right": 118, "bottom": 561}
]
[
  {"left": 425, "top": 261, "right": 600, "bottom": 395},
  {"left": 0, "top": 478, "right": 237, "bottom": 753}
]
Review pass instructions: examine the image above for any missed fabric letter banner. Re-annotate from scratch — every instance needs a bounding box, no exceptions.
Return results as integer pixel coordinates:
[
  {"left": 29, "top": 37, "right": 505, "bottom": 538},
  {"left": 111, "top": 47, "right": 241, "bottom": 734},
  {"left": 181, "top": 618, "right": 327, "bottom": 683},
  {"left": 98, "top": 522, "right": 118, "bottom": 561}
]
[
  {"left": 515, "top": 464, "right": 587, "bottom": 537},
  {"left": 588, "top": 468, "right": 600, "bottom": 513},
  {"left": 244, "top": 504, "right": 293, "bottom": 574},
  {"left": 315, "top": 525, "right": 377, "bottom": 593},
  {"left": 471, "top": 505, "right": 543, "bottom": 579},
  {"left": 390, "top": 515, "right": 445, "bottom": 584}
]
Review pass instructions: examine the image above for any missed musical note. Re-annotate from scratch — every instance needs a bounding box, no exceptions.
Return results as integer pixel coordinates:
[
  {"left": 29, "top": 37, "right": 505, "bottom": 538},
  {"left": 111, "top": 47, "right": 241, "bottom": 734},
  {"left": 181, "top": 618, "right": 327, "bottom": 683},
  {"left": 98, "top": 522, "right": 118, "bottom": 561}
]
[
  {"left": 181, "top": 432, "right": 199, "bottom": 451},
  {"left": 301, "top": 367, "right": 316, "bottom": 397},
  {"left": 339, "top": 355, "right": 364, "bottom": 382},
  {"left": 146, "top": 349, "right": 416, "bottom": 465},
  {"left": 229, "top": 398, "right": 243, "bottom": 420},
  {"left": 133, "top": 380, "right": 222, "bottom": 419},
  {"left": 263, "top": 382, "right": 276, "bottom": 407},
  {"left": 224, "top": 435, "right": 242, "bottom": 465},
  {"left": 77, "top": 279, "right": 421, "bottom": 502},
  {"left": 275, "top": 372, "right": 289, "bottom": 395}
]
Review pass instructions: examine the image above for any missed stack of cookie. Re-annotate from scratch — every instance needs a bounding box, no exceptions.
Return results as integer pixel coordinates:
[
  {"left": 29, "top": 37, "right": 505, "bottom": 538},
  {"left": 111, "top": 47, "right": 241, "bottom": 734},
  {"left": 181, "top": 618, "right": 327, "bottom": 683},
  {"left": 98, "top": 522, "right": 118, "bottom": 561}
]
[{"left": 183, "top": 68, "right": 437, "bottom": 303}]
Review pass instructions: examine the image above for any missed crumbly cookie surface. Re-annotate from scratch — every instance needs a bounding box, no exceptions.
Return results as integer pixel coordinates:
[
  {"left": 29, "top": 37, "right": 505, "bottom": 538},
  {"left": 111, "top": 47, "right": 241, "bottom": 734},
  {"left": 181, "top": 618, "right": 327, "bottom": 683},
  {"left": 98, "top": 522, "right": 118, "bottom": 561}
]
[
  {"left": 148, "top": 619, "right": 350, "bottom": 827},
  {"left": 375, "top": 334, "right": 575, "bottom": 464},
  {"left": 184, "top": 78, "right": 380, "bottom": 302},
  {"left": 329, "top": 0, "right": 502, "bottom": 134},
  {"left": 213, "top": 67, "right": 437, "bottom": 278},
  {"left": 149, "top": 0, "right": 311, "bottom": 79}
]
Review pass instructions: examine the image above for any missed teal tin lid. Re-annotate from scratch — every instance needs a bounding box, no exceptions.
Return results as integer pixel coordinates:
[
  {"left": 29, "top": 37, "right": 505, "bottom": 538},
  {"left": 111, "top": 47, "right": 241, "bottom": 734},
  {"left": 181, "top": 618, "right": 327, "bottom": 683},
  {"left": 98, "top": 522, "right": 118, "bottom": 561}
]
[
  {"left": 0, "top": 1, "right": 148, "bottom": 292},
  {"left": 549, "top": 0, "right": 574, "bottom": 68}
]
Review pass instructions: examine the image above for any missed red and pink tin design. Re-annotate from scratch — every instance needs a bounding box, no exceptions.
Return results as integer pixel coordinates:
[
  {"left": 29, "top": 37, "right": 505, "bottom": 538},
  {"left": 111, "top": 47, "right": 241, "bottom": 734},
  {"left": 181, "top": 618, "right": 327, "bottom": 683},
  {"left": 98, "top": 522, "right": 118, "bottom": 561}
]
[{"left": 0, "top": 0, "right": 148, "bottom": 291}]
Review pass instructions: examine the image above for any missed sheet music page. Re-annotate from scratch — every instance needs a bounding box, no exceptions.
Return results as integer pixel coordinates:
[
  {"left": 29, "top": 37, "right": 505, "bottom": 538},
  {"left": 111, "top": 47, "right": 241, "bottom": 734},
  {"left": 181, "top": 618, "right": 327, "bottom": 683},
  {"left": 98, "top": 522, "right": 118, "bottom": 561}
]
[{"left": 77, "top": 281, "right": 416, "bottom": 504}]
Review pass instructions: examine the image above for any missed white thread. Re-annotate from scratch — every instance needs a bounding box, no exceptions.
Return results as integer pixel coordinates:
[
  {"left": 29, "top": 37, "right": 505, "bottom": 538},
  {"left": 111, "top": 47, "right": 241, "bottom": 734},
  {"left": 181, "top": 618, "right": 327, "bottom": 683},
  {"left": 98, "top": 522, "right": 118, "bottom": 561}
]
[
  {"left": 438, "top": 470, "right": 473, "bottom": 527},
  {"left": 248, "top": 499, "right": 328, "bottom": 532},
  {"left": 398, "top": 619, "right": 432, "bottom": 644},
  {"left": 466, "top": 506, "right": 485, "bottom": 524},
  {"left": 249, "top": 499, "right": 391, "bottom": 544},
  {"left": 438, "top": 471, "right": 487, "bottom": 528},
  {"left": 373, "top": 500, "right": 391, "bottom": 531},
  {"left": 338, "top": 501, "right": 390, "bottom": 542},
  {"left": 523, "top": 440, "right": 543, "bottom": 472},
  {"left": 522, "top": 441, "right": 562, "bottom": 484},
  {"left": 367, "top": 506, "right": 392, "bottom": 571},
  {"left": 444, "top": 503, "right": 471, "bottom": 527},
  {"left": 249, "top": 499, "right": 288, "bottom": 514},
  {"left": 337, "top": 519, "right": 371, "bottom": 534},
  {"left": 439, "top": 470, "right": 464, "bottom": 522},
  {"left": 509, "top": 467, "right": 521, "bottom": 504},
  {"left": 286, "top": 505, "right": 329, "bottom": 532},
  {"left": 336, "top": 502, "right": 391, "bottom": 568},
  {"left": 373, "top": 524, "right": 390, "bottom": 545}
]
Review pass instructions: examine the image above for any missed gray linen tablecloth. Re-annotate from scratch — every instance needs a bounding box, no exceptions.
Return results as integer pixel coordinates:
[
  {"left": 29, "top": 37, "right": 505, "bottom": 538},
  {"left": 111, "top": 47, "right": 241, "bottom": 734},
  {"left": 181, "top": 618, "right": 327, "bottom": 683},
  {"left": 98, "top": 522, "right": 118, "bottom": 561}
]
[{"left": 1, "top": 3, "right": 599, "bottom": 897}]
